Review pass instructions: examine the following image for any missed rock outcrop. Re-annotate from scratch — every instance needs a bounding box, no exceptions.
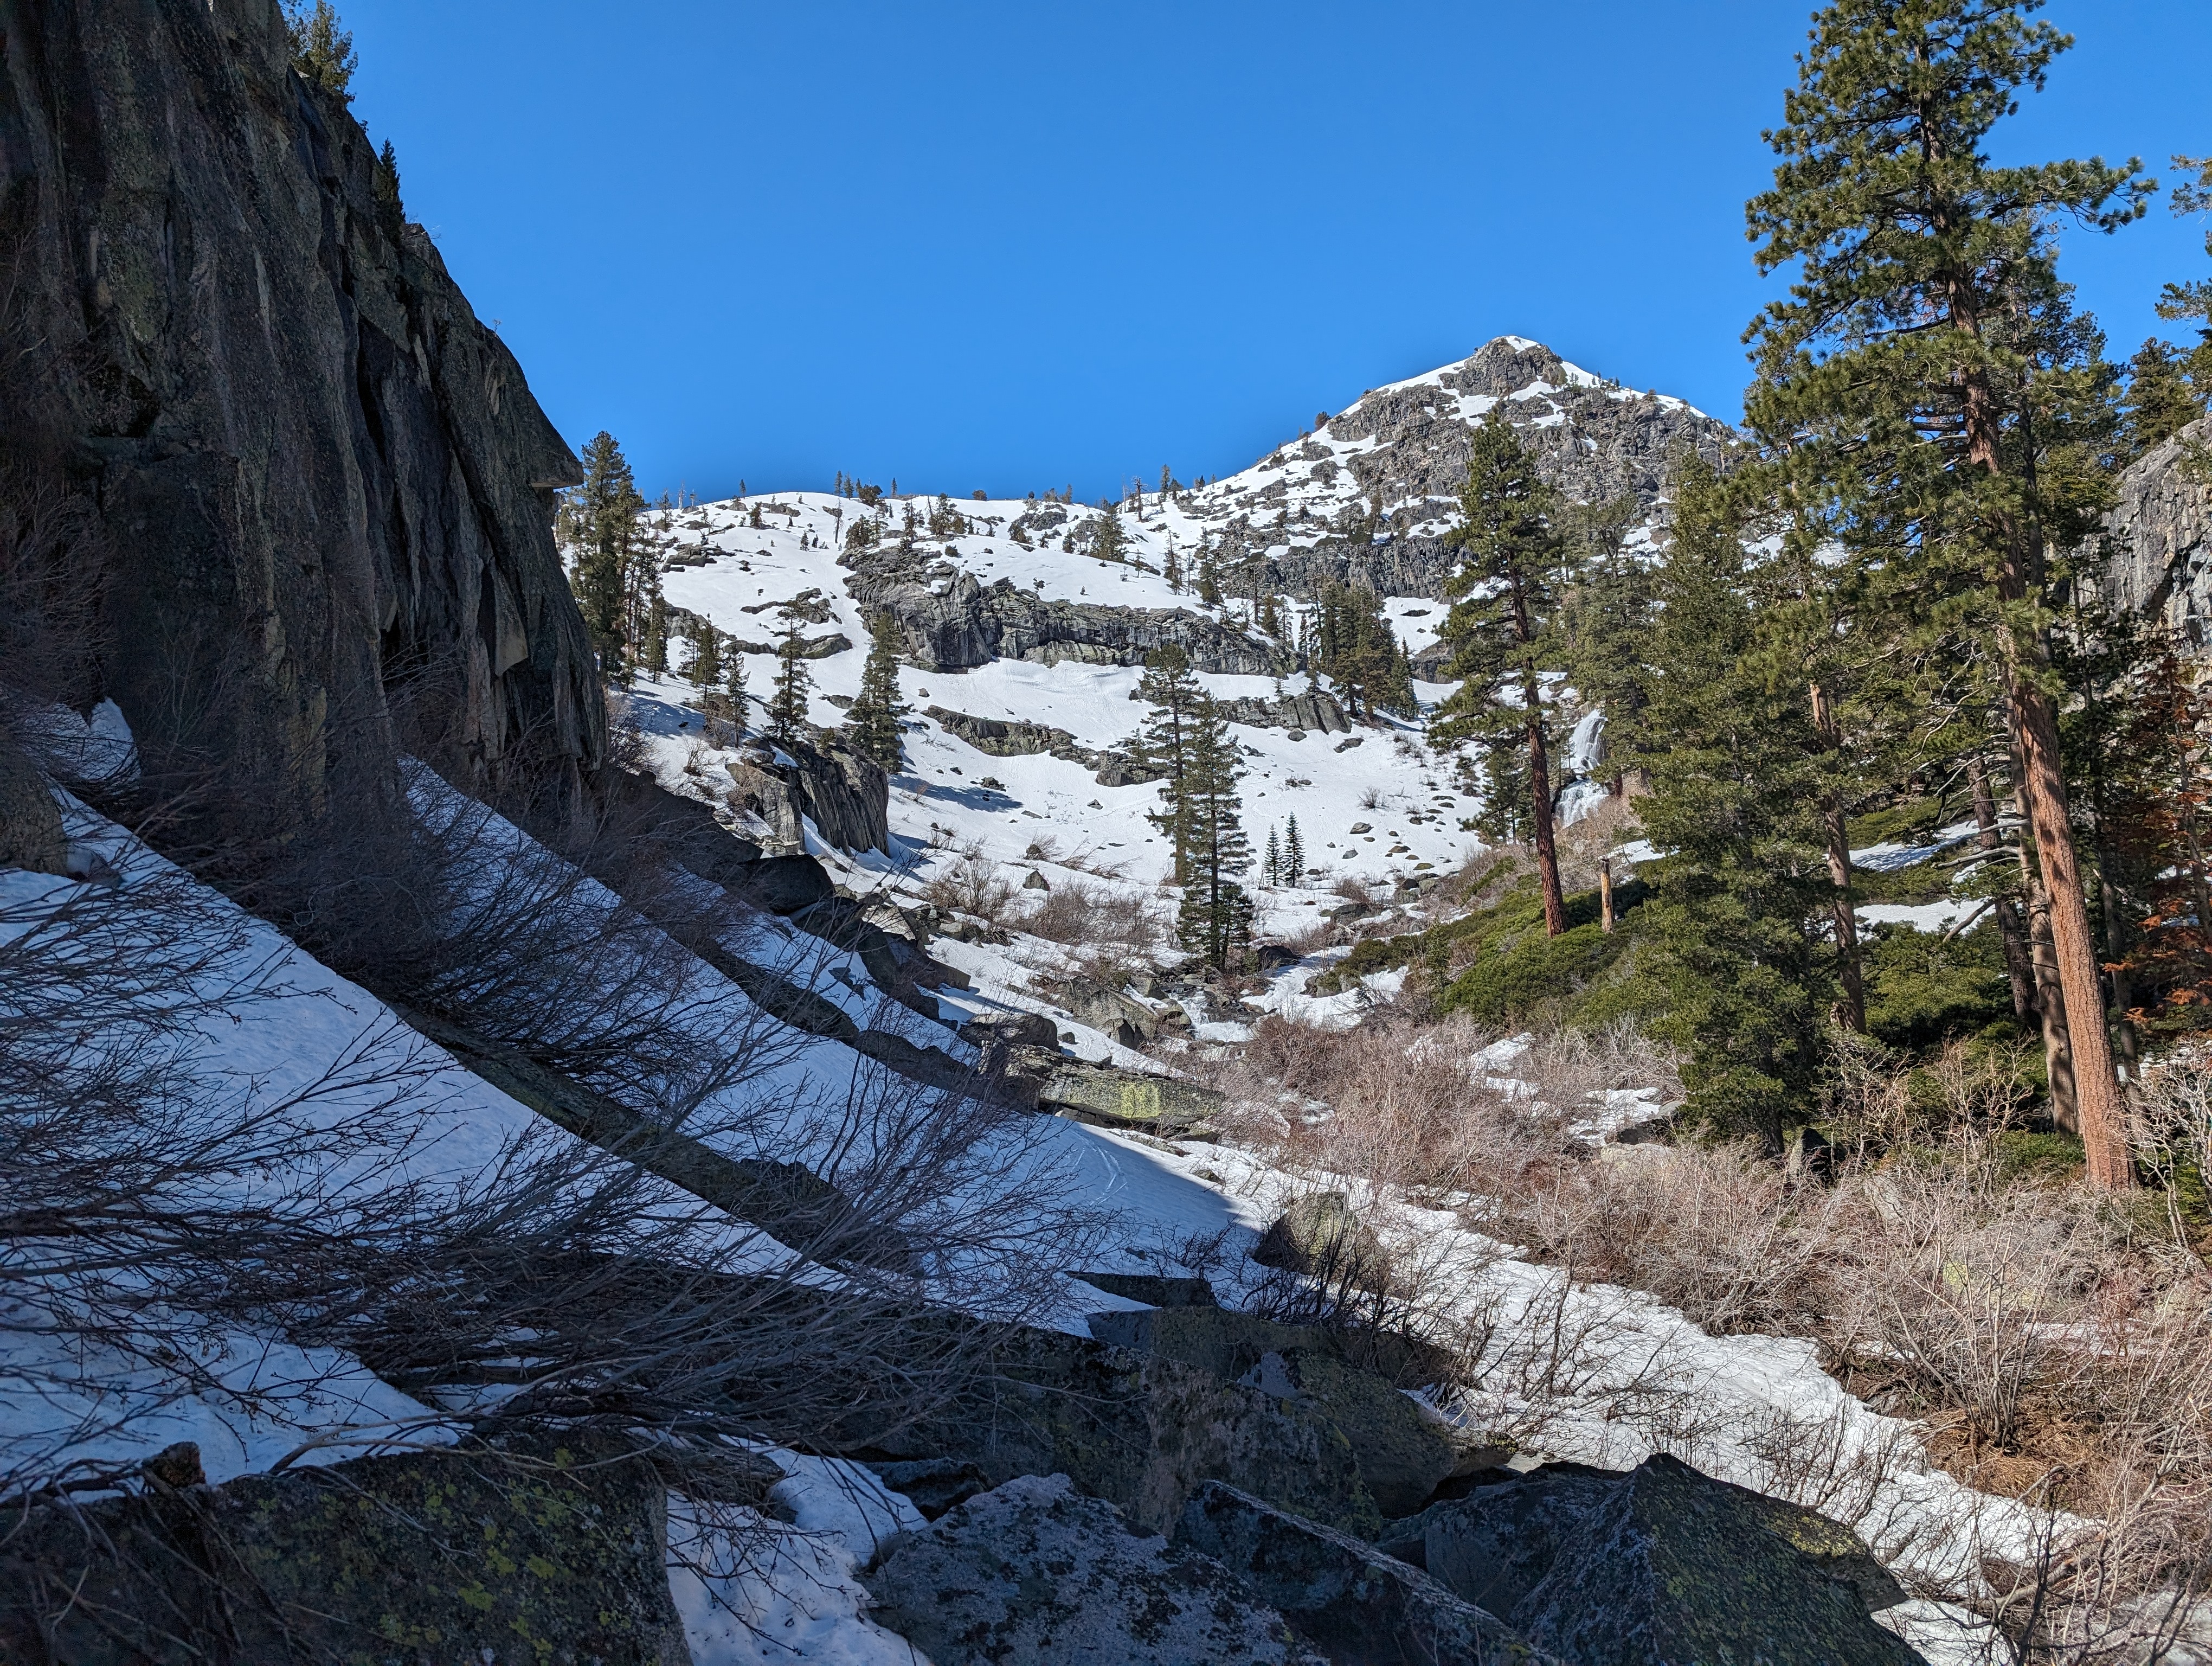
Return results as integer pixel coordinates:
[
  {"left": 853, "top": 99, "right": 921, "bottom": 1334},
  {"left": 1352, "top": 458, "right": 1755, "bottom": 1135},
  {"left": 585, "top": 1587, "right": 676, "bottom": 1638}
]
[
  {"left": 865, "top": 1474, "right": 1317, "bottom": 1665},
  {"left": 1386, "top": 1455, "right": 1919, "bottom": 1666},
  {"left": 0, "top": 0, "right": 605, "bottom": 820},
  {"left": 721, "top": 734, "right": 890, "bottom": 855},
  {"left": 848, "top": 557, "right": 1286, "bottom": 674},
  {"left": 1, "top": 1438, "right": 690, "bottom": 1665},
  {"left": 2088, "top": 416, "right": 2212, "bottom": 651}
]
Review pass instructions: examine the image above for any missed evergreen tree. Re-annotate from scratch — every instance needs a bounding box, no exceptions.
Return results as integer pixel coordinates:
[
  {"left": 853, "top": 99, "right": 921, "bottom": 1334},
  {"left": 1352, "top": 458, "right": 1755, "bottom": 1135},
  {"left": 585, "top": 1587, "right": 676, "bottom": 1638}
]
[
  {"left": 572, "top": 432, "right": 644, "bottom": 682},
  {"left": 1432, "top": 412, "right": 1570, "bottom": 936},
  {"left": 1743, "top": 0, "right": 2151, "bottom": 1187},
  {"left": 1557, "top": 495, "right": 1652, "bottom": 786},
  {"left": 1175, "top": 699, "right": 1253, "bottom": 971},
  {"left": 1163, "top": 542, "right": 1182, "bottom": 592},
  {"left": 726, "top": 651, "right": 749, "bottom": 733},
  {"left": 2156, "top": 156, "right": 2212, "bottom": 396},
  {"left": 284, "top": 0, "right": 356, "bottom": 98},
  {"left": 372, "top": 139, "right": 404, "bottom": 242},
  {"left": 1264, "top": 826, "right": 1282, "bottom": 886},
  {"left": 689, "top": 620, "right": 723, "bottom": 693},
  {"left": 767, "top": 624, "right": 813, "bottom": 746},
  {"left": 1313, "top": 581, "right": 1413, "bottom": 719},
  {"left": 844, "top": 613, "right": 910, "bottom": 770},
  {"left": 1092, "top": 504, "right": 1128, "bottom": 565},
  {"left": 2120, "top": 337, "right": 2204, "bottom": 459},
  {"left": 1197, "top": 546, "right": 1223, "bottom": 606},
  {"left": 641, "top": 597, "right": 669, "bottom": 676},
  {"left": 1283, "top": 813, "right": 1304, "bottom": 883},
  {"left": 1134, "top": 645, "right": 1205, "bottom": 882},
  {"left": 1636, "top": 462, "right": 1835, "bottom": 1152}
]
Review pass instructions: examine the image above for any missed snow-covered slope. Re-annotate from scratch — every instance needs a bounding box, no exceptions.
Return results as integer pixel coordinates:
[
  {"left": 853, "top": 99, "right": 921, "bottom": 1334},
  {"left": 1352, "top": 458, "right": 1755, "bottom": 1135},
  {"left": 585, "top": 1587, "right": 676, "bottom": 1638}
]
[{"left": 638, "top": 336, "right": 1710, "bottom": 908}]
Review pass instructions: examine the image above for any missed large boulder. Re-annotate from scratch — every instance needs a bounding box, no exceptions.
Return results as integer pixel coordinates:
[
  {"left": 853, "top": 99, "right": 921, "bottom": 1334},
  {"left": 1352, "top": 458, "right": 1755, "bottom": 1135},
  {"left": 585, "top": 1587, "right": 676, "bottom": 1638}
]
[
  {"left": 1057, "top": 973, "right": 1162, "bottom": 1046},
  {"left": 1379, "top": 1462, "right": 1627, "bottom": 1613},
  {"left": 1175, "top": 1480, "right": 1549, "bottom": 1666},
  {"left": 1423, "top": 1454, "right": 1919, "bottom": 1666},
  {"left": 1036, "top": 1059, "right": 1224, "bottom": 1130},
  {"left": 1253, "top": 1190, "right": 1394, "bottom": 1291},
  {"left": 864, "top": 1473, "right": 1317, "bottom": 1665}
]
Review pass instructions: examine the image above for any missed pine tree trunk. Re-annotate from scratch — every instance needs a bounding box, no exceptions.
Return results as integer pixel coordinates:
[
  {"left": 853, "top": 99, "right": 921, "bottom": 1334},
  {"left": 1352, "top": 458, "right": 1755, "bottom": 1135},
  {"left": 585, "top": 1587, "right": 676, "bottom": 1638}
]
[
  {"left": 1954, "top": 326, "right": 2131, "bottom": 1188},
  {"left": 1969, "top": 754, "right": 2038, "bottom": 1022},
  {"left": 1809, "top": 682, "right": 1864, "bottom": 1033},
  {"left": 1523, "top": 695, "right": 1566, "bottom": 938}
]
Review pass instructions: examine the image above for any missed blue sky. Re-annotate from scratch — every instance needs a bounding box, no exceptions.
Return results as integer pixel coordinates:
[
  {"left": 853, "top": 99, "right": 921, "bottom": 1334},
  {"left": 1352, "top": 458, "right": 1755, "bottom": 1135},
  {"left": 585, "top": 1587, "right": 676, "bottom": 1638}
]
[{"left": 345, "top": 1, "right": 2211, "bottom": 503}]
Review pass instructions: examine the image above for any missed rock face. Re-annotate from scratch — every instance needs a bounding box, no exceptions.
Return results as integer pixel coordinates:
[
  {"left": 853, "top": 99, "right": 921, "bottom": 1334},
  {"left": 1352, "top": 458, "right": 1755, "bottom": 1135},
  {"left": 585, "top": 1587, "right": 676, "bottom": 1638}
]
[
  {"left": 2089, "top": 416, "right": 2212, "bottom": 650},
  {"left": 0, "top": 1439, "right": 689, "bottom": 1665},
  {"left": 864, "top": 1474, "right": 1315, "bottom": 1666},
  {"left": 849, "top": 558, "right": 1286, "bottom": 674},
  {"left": 0, "top": 0, "right": 605, "bottom": 818}
]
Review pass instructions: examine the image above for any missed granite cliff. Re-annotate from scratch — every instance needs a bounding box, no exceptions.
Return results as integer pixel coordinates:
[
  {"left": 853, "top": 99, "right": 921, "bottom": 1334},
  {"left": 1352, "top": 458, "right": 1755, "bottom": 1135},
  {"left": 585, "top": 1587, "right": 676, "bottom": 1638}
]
[{"left": 0, "top": 0, "right": 603, "bottom": 818}]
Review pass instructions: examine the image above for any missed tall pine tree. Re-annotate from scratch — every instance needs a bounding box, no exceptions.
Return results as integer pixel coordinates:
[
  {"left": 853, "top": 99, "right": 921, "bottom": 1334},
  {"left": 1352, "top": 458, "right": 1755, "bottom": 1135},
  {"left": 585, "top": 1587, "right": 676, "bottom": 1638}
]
[
  {"left": 1744, "top": 0, "right": 2150, "bottom": 1187},
  {"left": 571, "top": 432, "right": 645, "bottom": 682},
  {"left": 1433, "top": 412, "right": 1569, "bottom": 937},
  {"left": 1637, "top": 458, "right": 1836, "bottom": 1152},
  {"left": 767, "top": 625, "right": 813, "bottom": 746},
  {"left": 844, "top": 613, "right": 910, "bottom": 770},
  {"left": 1175, "top": 699, "right": 1253, "bottom": 972},
  {"left": 1135, "top": 645, "right": 1206, "bottom": 882}
]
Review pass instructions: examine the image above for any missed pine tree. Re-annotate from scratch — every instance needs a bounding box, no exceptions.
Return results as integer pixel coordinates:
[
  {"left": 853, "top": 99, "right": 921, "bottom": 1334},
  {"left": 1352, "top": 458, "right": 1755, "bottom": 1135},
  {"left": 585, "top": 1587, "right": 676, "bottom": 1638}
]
[
  {"left": 1283, "top": 813, "right": 1304, "bottom": 883},
  {"left": 2156, "top": 156, "right": 2212, "bottom": 397},
  {"left": 572, "top": 432, "right": 644, "bottom": 682},
  {"left": 1557, "top": 495, "right": 1652, "bottom": 785},
  {"left": 1092, "top": 504, "right": 1128, "bottom": 565},
  {"left": 689, "top": 620, "right": 723, "bottom": 693},
  {"left": 1163, "top": 542, "right": 1182, "bottom": 592},
  {"left": 372, "top": 139, "right": 404, "bottom": 242},
  {"left": 1264, "top": 826, "right": 1282, "bottom": 886},
  {"left": 2120, "top": 337, "right": 2204, "bottom": 459},
  {"left": 1432, "top": 412, "right": 1569, "bottom": 936},
  {"left": 767, "top": 625, "right": 813, "bottom": 746},
  {"left": 1636, "top": 460, "right": 1835, "bottom": 1151},
  {"left": 1743, "top": 0, "right": 2151, "bottom": 1186},
  {"left": 726, "top": 651, "right": 749, "bottom": 732},
  {"left": 844, "top": 612, "right": 910, "bottom": 770},
  {"left": 284, "top": 0, "right": 356, "bottom": 99},
  {"left": 1197, "top": 547, "right": 1223, "bottom": 607},
  {"left": 1175, "top": 699, "right": 1252, "bottom": 971},
  {"left": 1134, "top": 645, "right": 1205, "bottom": 882},
  {"left": 641, "top": 597, "right": 669, "bottom": 676}
]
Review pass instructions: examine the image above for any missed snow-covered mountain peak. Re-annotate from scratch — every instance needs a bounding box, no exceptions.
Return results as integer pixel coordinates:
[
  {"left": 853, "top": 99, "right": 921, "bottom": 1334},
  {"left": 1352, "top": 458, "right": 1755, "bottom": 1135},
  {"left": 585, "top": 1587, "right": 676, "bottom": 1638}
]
[{"left": 630, "top": 339, "right": 1729, "bottom": 908}]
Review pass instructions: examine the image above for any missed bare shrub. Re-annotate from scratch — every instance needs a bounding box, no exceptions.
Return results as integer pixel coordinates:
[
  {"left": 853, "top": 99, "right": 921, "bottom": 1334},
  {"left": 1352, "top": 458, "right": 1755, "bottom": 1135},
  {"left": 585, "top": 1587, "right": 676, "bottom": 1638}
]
[
  {"left": 919, "top": 841, "right": 1017, "bottom": 929},
  {"left": 1017, "top": 877, "right": 1163, "bottom": 972},
  {"left": 1, "top": 812, "right": 1104, "bottom": 1510}
]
